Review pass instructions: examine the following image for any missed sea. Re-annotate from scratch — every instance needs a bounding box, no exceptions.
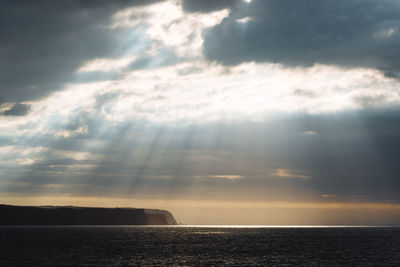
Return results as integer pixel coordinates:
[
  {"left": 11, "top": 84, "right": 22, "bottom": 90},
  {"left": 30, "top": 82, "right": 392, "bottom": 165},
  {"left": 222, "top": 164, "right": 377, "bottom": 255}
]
[{"left": 0, "top": 226, "right": 399, "bottom": 266}]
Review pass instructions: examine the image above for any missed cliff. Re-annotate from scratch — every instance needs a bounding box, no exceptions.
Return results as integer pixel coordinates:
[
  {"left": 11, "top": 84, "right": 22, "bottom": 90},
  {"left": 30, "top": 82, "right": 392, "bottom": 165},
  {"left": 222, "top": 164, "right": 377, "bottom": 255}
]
[{"left": 0, "top": 204, "right": 177, "bottom": 225}]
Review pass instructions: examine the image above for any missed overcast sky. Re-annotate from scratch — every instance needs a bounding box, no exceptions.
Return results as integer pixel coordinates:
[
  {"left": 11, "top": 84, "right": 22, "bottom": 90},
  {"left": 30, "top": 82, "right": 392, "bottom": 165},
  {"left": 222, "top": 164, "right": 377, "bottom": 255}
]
[{"left": 1, "top": 0, "right": 400, "bottom": 224}]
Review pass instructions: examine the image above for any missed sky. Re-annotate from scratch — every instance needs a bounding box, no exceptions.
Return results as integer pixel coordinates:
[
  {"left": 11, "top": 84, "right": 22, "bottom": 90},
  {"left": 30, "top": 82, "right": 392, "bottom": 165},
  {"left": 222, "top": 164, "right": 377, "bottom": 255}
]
[{"left": 1, "top": 0, "right": 400, "bottom": 225}]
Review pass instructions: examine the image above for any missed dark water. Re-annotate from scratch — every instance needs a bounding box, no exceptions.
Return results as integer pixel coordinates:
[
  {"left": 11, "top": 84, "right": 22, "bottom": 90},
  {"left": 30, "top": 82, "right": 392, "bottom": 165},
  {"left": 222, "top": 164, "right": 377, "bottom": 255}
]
[{"left": 1, "top": 226, "right": 400, "bottom": 266}]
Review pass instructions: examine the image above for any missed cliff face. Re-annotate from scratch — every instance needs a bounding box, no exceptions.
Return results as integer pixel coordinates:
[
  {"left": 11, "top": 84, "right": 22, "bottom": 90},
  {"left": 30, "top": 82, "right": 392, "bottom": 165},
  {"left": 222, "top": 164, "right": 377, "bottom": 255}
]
[{"left": 0, "top": 205, "right": 177, "bottom": 225}]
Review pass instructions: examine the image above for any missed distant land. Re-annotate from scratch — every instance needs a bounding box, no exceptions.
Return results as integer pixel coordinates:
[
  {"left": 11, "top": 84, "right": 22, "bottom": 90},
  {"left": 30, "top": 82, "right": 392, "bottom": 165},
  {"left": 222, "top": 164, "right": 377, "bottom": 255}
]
[{"left": 0, "top": 204, "right": 177, "bottom": 225}]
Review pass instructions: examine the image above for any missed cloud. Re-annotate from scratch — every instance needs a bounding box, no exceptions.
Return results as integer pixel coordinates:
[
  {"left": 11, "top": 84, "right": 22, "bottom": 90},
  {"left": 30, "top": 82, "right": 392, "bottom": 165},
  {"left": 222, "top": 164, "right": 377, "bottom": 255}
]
[
  {"left": 2, "top": 103, "right": 31, "bottom": 116},
  {"left": 293, "top": 89, "right": 317, "bottom": 99},
  {"left": 193, "top": 175, "right": 243, "bottom": 180},
  {"left": 128, "top": 48, "right": 181, "bottom": 70},
  {"left": 2, "top": 106, "right": 400, "bottom": 203},
  {"left": 0, "top": 0, "right": 159, "bottom": 104},
  {"left": 353, "top": 94, "right": 391, "bottom": 108},
  {"left": 202, "top": 0, "right": 400, "bottom": 77},
  {"left": 181, "top": 0, "right": 240, "bottom": 13},
  {"left": 272, "top": 169, "right": 310, "bottom": 179}
]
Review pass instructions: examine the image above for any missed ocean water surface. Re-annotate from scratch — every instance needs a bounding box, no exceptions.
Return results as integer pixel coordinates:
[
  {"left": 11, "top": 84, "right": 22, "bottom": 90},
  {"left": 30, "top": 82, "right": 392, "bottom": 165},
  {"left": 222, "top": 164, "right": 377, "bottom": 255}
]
[{"left": 0, "top": 226, "right": 399, "bottom": 266}]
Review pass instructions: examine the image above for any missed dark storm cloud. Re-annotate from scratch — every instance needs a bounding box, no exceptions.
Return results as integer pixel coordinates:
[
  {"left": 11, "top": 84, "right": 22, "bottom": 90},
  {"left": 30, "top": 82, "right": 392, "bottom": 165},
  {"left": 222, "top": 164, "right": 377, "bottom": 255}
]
[
  {"left": 181, "top": 0, "right": 240, "bottom": 13},
  {"left": 2, "top": 103, "right": 31, "bottom": 116},
  {"left": 202, "top": 0, "right": 400, "bottom": 77},
  {"left": 290, "top": 109, "right": 400, "bottom": 202},
  {"left": 0, "top": 0, "right": 160, "bottom": 104}
]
